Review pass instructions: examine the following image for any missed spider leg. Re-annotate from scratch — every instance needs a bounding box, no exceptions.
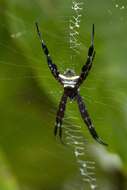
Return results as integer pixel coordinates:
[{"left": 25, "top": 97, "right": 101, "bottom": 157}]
[
  {"left": 54, "top": 92, "right": 68, "bottom": 140},
  {"left": 35, "top": 22, "right": 62, "bottom": 83},
  {"left": 77, "top": 93, "right": 108, "bottom": 146},
  {"left": 76, "top": 24, "right": 96, "bottom": 88}
]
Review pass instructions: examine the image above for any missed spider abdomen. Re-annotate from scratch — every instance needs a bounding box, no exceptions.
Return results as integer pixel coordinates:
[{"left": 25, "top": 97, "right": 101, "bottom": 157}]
[{"left": 59, "top": 74, "right": 79, "bottom": 88}]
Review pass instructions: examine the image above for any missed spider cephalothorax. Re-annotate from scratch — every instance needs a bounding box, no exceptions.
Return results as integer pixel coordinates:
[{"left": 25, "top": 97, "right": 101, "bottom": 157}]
[{"left": 36, "top": 22, "right": 108, "bottom": 146}]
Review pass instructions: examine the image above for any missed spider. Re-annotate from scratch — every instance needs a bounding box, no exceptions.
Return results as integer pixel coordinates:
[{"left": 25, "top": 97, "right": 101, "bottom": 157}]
[{"left": 35, "top": 22, "right": 108, "bottom": 146}]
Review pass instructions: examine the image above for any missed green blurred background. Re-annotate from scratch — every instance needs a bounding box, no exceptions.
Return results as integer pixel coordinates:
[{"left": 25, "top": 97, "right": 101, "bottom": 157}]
[{"left": 0, "top": 0, "right": 127, "bottom": 189}]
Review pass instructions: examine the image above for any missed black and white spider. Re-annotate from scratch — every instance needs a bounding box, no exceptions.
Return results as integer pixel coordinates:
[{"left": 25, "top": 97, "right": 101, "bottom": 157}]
[{"left": 35, "top": 22, "right": 107, "bottom": 146}]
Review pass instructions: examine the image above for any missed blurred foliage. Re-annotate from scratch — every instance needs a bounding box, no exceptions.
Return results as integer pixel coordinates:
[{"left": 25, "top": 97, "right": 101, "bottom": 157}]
[
  {"left": 0, "top": 0, "right": 127, "bottom": 189},
  {"left": 0, "top": 149, "right": 19, "bottom": 190}
]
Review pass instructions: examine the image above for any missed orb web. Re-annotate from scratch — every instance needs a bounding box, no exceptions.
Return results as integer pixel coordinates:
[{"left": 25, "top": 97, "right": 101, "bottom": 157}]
[
  {"left": 61, "top": 1, "right": 98, "bottom": 189},
  {"left": 0, "top": 1, "right": 127, "bottom": 189}
]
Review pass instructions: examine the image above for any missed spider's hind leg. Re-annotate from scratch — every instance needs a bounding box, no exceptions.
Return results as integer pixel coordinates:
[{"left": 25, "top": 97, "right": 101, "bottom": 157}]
[
  {"left": 35, "top": 22, "right": 62, "bottom": 83},
  {"left": 76, "top": 24, "right": 96, "bottom": 88},
  {"left": 54, "top": 92, "right": 68, "bottom": 140},
  {"left": 77, "top": 93, "right": 108, "bottom": 146}
]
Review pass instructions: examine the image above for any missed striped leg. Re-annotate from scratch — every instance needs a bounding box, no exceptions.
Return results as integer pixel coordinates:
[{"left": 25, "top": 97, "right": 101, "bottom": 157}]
[
  {"left": 77, "top": 94, "right": 108, "bottom": 146},
  {"left": 35, "top": 22, "right": 62, "bottom": 83},
  {"left": 54, "top": 92, "right": 68, "bottom": 139},
  {"left": 76, "top": 24, "right": 96, "bottom": 88}
]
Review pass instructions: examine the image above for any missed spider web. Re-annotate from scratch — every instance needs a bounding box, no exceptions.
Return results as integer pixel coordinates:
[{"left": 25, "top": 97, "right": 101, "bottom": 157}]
[
  {"left": 0, "top": 0, "right": 127, "bottom": 190},
  {"left": 62, "top": 1, "right": 97, "bottom": 190}
]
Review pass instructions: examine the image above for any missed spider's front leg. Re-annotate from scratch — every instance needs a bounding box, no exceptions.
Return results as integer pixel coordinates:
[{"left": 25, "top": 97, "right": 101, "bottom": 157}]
[
  {"left": 77, "top": 93, "right": 108, "bottom": 146},
  {"left": 76, "top": 24, "right": 96, "bottom": 88},
  {"left": 54, "top": 92, "right": 68, "bottom": 140},
  {"left": 35, "top": 22, "right": 62, "bottom": 83}
]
